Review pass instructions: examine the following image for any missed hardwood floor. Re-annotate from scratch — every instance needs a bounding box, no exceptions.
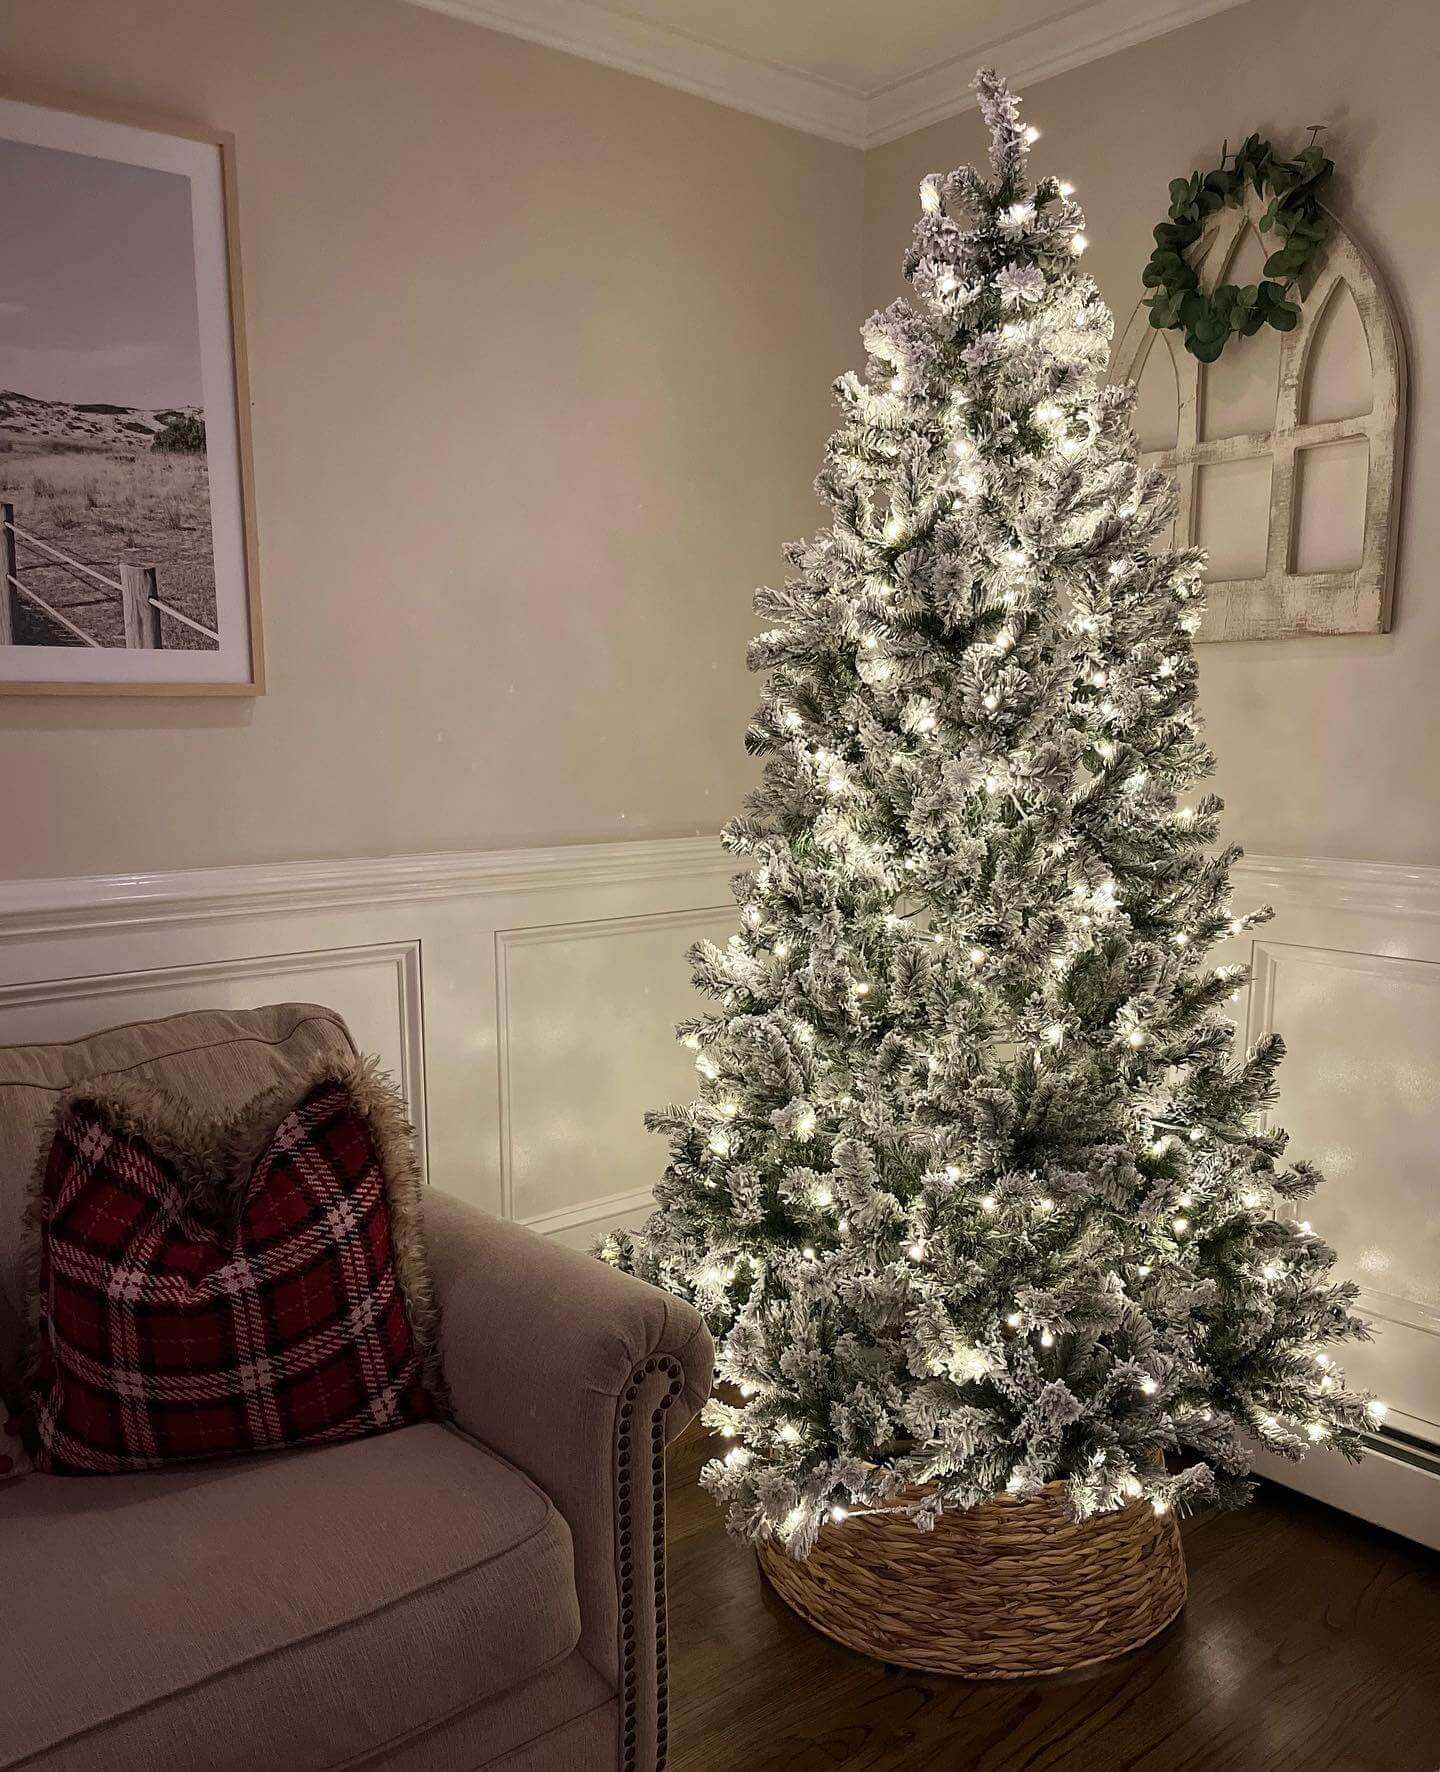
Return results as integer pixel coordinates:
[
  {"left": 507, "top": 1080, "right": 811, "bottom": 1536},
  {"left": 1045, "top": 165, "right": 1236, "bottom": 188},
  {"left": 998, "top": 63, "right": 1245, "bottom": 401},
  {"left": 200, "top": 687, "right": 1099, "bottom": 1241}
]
[{"left": 665, "top": 1476, "right": 1440, "bottom": 1772}]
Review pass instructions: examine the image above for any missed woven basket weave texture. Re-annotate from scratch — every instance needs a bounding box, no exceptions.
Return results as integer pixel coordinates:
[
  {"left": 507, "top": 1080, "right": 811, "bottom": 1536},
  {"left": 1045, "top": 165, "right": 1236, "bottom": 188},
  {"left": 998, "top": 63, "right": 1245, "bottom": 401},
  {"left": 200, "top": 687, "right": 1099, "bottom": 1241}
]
[{"left": 756, "top": 1479, "right": 1187, "bottom": 1678}]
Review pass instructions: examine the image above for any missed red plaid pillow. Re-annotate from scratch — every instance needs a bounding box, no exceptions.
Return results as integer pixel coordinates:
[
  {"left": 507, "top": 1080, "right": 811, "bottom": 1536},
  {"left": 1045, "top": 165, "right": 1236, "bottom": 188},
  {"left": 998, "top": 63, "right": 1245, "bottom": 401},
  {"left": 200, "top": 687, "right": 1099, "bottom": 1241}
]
[{"left": 27, "top": 1062, "right": 442, "bottom": 1475}]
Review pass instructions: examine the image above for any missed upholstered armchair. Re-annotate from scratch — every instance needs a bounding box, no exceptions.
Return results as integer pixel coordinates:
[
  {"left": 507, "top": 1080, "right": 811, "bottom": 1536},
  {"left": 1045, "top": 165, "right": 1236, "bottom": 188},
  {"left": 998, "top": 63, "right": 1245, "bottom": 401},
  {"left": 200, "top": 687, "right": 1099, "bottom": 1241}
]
[{"left": 0, "top": 1003, "right": 712, "bottom": 1772}]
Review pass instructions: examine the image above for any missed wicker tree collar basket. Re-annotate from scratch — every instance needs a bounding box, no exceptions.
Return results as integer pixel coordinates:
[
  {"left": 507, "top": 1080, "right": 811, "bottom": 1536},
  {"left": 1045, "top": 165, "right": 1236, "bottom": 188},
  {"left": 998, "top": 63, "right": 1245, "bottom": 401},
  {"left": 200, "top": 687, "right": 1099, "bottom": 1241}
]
[{"left": 756, "top": 1479, "right": 1186, "bottom": 1679}]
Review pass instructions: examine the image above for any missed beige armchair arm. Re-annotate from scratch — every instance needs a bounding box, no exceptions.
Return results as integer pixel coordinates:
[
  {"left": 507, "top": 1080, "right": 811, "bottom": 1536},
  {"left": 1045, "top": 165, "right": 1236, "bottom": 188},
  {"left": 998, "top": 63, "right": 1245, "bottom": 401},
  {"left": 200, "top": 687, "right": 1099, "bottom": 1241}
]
[{"left": 422, "top": 1191, "right": 713, "bottom": 1772}]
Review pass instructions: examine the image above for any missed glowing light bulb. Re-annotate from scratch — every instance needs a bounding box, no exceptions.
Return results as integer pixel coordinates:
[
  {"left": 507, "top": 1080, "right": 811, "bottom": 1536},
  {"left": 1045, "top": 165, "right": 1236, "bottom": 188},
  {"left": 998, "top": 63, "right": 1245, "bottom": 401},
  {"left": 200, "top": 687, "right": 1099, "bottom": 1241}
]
[
  {"left": 983, "top": 693, "right": 999, "bottom": 711},
  {"left": 1037, "top": 1197, "right": 1055, "bottom": 1213},
  {"left": 1152, "top": 1495, "right": 1170, "bottom": 1516},
  {"left": 794, "top": 1022, "right": 814, "bottom": 1044},
  {"left": 1139, "top": 1376, "right": 1158, "bottom": 1395},
  {"left": 1122, "top": 1474, "right": 1143, "bottom": 1498},
  {"left": 724, "top": 1447, "right": 749, "bottom": 1467},
  {"left": 950, "top": 436, "right": 976, "bottom": 461},
  {"left": 1229, "top": 918, "right": 1245, "bottom": 935},
  {"left": 980, "top": 1195, "right": 997, "bottom": 1213},
  {"left": 830, "top": 1504, "right": 849, "bottom": 1522},
  {"left": 708, "top": 1131, "right": 730, "bottom": 1156},
  {"left": 774, "top": 941, "right": 790, "bottom": 958},
  {"left": 854, "top": 980, "right": 870, "bottom": 996},
  {"left": 1040, "top": 1329, "right": 1055, "bottom": 1348},
  {"left": 1058, "top": 180, "right": 1075, "bottom": 197},
  {"left": 1006, "top": 1311, "right": 1023, "bottom": 1328},
  {"left": 1306, "top": 1422, "right": 1328, "bottom": 1442},
  {"left": 907, "top": 1240, "right": 927, "bottom": 1262},
  {"left": 1367, "top": 1399, "right": 1388, "bottom": 1423},
  {"left": 1004, "top": 201, "right": 1034, "bottom": 227},
  {"left": 944, "top": 1165, "right": 961, "bottom": 1182},
  {"left": 1023, "top": 124, "right": 1041, "bottom": 145},
  {"left": 778, "top": 1422, "right": 801, "bottom": 1445},
  {"left": 1070, "top": 232, "right": 1088, "bottom": 255},
  {"left": 915, "top": 712, "right": 937, "bottom": 732},
  {"left": 1043, "top": 1023, "right": 1064, "bottom": 1045},
  {"left": 1173, "top": 1216, "right": 1189, "bottom": 1235},
  {"left": 802, "top": 1246, "right": 816, "bottom": 1260},
  {"left": 719, "top": 1099, "right": 738, "bottom": 1119},
  {"left": 1127, "top": 1029, "right": 1146, "bottom": 1048},
  {"left": 696, "top": 1054, "right": 718, "bottom": 1079},
  {"left": 968, "top": 946, "right": 985, "bottom": 966},
  {"left": 837, "top": 1216, "right": 850, "bottom": 1233},
  {"left": 920, "top": 179, "right": 941, "bottom": 214}
]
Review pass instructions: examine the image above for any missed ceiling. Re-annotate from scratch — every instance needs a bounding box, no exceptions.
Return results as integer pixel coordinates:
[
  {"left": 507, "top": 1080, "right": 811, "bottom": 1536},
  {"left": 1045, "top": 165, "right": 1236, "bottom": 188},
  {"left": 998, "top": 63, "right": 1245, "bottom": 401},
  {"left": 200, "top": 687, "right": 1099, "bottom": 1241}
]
[{"left": 408, "top": 0, "right": 1250, "bottom": 147}]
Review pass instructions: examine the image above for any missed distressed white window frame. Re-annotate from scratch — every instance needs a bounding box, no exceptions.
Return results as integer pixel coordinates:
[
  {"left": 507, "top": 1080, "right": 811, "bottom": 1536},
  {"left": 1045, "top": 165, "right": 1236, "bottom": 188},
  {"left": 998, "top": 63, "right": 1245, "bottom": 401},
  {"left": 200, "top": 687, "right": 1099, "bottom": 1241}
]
[{"left": 1111, "top": 190, "right": 1407, "bottom": 640}]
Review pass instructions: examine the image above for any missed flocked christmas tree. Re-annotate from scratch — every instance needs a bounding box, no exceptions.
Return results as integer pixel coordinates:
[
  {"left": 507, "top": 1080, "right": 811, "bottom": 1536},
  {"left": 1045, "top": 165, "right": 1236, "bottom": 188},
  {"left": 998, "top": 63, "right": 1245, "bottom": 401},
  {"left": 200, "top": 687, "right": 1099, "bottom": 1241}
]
[{"left": 605, "top": 70, "right": 1381, "bottom": 1556}]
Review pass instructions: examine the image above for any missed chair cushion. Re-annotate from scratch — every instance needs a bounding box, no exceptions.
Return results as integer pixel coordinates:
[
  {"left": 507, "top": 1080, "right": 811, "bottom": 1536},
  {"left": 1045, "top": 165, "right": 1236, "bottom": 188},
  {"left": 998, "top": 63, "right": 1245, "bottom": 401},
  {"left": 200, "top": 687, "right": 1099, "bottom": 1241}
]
[
  {"left": 0, "top": 1004, "right": 356, "bottom": 1399},
  {"left": 0, "top": 1422, "right": 581, "bottom": 1771},
  {"left": 31, "top": 1066, "right": 437, "bottom": 1474}
]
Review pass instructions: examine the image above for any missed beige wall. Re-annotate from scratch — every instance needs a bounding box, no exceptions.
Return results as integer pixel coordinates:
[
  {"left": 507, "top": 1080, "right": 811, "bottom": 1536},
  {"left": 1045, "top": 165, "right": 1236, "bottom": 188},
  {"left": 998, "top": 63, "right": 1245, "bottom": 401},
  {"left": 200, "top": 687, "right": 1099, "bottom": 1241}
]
[
  {"left": 3, "top": 0, "right": 1434, "bottom": 880},
  {"left": 865, "top": 0, "right": 1440, "bottom": 866},
  {"left": 0, "top": 0, "right": 860, "bottom": 878}
]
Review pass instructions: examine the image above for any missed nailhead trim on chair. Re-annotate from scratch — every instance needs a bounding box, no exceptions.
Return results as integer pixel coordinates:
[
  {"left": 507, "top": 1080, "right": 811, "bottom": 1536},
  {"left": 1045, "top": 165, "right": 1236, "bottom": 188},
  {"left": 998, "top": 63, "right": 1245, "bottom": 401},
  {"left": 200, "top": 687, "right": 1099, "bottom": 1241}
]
[{"left": 616, "top": 1355, "right": 685, "bottom": 1772}]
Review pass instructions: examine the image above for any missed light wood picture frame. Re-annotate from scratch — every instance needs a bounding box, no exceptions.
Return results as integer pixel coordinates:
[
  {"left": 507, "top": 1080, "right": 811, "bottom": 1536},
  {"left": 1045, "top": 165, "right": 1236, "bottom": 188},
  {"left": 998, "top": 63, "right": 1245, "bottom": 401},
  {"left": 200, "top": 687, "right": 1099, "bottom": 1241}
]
[{"left": 0, "top": 83, "right": 262, "bottom": 695}]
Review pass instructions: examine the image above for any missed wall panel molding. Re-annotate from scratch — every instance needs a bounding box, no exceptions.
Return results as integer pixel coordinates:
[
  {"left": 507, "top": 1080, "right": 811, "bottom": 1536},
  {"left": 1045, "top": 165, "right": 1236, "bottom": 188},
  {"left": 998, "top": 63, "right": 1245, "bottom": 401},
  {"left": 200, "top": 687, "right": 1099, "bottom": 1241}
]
[
  {"left": 1, "top": 837, "right": 1435, "bottom": 1540},
  {"left": 0, "top": 836, "right": 735, "bottom": 939}
]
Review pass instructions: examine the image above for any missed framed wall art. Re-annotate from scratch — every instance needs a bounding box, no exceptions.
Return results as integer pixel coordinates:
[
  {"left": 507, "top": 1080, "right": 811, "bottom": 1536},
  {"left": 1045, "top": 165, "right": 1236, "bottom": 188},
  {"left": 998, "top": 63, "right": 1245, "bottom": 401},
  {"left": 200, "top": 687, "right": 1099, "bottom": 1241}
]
[{"left": 0, "top": 85, "right": 262, "bottom": 694}]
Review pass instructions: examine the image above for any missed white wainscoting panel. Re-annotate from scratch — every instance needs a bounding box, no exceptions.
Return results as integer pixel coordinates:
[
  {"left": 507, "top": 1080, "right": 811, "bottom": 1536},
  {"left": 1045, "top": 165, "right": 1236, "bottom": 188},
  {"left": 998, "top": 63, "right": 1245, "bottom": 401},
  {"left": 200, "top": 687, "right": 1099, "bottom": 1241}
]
[
  {"left": 1229, "top": 856, "right": 1440, "bottom": 1549},
  {"left": 1248, "top": 942, "right": 1440, "bottom": 1447},
  {"left": 0, "top": 841, "right": 1435, "bottom": 1544},
  {"left": 497, "top": 908, "right": 733, "bottom": 1241},
  {"left": 0, "top": 943, "right": 428, "bottom": 1176},
  {"left": 0, "top": 838, "right": 736, "bottom": 1250}
]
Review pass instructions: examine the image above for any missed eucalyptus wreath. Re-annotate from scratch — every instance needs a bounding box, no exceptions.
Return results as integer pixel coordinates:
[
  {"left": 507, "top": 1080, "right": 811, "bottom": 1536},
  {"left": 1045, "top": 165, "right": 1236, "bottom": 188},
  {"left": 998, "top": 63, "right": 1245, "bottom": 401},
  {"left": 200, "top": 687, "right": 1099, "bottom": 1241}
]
[{"left": 1143, "top": 132, "right": 1334, "bottom": 361}]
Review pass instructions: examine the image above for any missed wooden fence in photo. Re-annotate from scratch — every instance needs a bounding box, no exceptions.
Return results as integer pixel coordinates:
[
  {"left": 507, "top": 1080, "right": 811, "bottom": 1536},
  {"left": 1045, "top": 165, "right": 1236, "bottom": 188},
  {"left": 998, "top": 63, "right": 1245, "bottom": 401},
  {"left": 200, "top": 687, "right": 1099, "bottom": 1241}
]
[{"left": 0, "top": 499, "right": 219, "bottom": 650}]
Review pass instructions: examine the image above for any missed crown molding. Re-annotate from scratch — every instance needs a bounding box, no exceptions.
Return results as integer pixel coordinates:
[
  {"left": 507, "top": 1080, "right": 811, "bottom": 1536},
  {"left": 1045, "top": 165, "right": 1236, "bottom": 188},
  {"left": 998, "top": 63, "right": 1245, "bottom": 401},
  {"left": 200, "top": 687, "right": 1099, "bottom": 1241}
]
[
  {"left": 403, "top": 0, "right": 1255, "bottom": 150},
  {"left": 862, "top": 0, "right": 1255, "bottom": 148},
  {"left": 406, "top": 0, "right": 867, "bottom": 146}
]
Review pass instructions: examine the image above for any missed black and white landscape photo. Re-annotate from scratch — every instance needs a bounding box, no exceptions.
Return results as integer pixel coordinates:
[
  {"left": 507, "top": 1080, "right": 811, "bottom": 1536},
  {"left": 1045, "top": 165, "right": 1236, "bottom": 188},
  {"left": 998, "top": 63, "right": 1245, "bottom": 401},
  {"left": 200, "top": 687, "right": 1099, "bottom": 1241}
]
[{"left": 0, "top": 95, "right": 258, "bottom": 692}]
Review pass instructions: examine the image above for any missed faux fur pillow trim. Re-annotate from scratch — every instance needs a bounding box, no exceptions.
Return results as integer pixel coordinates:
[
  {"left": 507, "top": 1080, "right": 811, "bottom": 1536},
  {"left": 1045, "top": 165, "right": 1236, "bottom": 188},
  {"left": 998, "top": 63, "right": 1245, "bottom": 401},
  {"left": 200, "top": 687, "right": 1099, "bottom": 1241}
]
[{"left": 21, "top": 1053, "right": 448, "bottom": 1421}]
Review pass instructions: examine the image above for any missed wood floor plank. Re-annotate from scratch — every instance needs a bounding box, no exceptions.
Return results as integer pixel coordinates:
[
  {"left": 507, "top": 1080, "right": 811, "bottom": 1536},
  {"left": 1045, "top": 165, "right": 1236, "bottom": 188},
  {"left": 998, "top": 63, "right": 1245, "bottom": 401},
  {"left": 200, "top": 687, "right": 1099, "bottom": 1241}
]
[{"left": 665, "top": 1483, "right": 1440, "bottom": 1772}]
